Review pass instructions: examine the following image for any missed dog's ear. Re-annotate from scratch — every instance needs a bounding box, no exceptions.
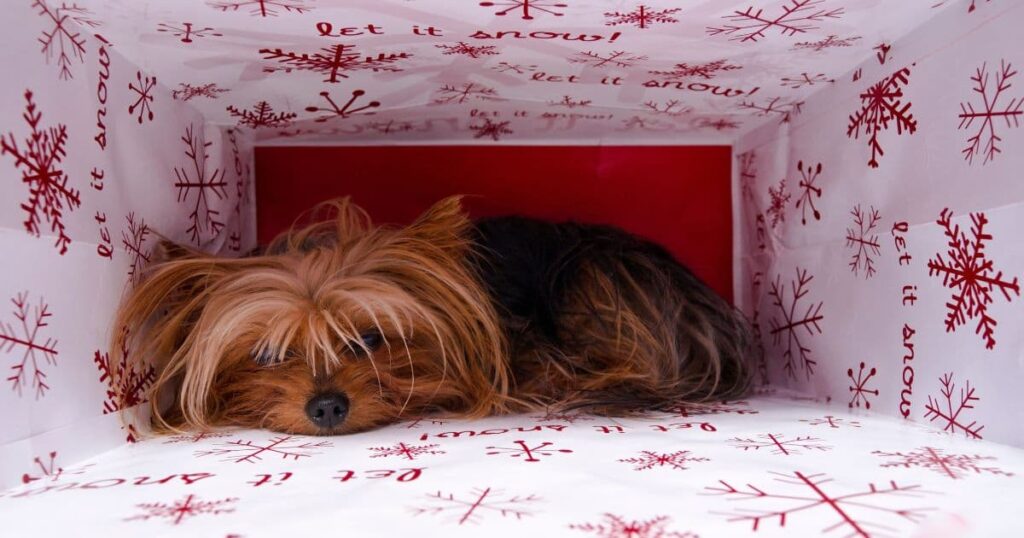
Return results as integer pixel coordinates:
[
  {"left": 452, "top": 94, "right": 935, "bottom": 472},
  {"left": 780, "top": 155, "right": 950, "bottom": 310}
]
[{"left": 407, "top": 196, "right": 472, "bottom": 250}]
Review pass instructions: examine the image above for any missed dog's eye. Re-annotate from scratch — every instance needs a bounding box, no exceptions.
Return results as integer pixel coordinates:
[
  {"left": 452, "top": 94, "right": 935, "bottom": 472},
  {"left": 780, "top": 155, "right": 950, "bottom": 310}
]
[
  {"left": 252, "top": 348, "right": 282, "bottom": 367},
  {"left": 353, "top": 330, "right": 383, "bottom": 355}
]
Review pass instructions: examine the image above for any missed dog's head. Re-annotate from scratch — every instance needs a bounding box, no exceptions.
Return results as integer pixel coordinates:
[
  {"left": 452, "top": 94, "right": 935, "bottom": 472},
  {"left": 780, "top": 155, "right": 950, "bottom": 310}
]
[{"left": 113, "top": 197, "right": 510, "bottom": 435}]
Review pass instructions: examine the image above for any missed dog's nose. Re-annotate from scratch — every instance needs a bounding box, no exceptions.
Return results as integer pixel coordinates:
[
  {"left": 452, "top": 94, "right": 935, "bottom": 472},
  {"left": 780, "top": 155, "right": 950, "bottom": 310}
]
[{"left": 305, "top": 392, "right": 349, "bottom": 429}]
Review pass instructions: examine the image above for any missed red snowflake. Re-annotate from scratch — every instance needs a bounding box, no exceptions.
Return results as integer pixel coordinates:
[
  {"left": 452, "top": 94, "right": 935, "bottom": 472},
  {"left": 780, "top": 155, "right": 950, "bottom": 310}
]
[
  {"left": 470, "top": 118, "right": 514, "bottom": 141},
  {"left": 740, "top": 97, "right": 804, "bottom": 123},
  {"left": 695, "top": 117, "right": 741, "bottom": 131},
  {"left": 847, "top": 67, "right": 917, "bottom": 168},
  {"left": 122, "top": 212, "right": 152, "bottom": 285},
  {"left": 794, "top": 160, "right": 822, "bottom": 225},
  {"left": 434, "top": 83, "right": 501, "bottom": 105},
  {"left": 195, "top": 435, "right": 331, "bottom": 463},
  {"left": 174, "top": 125, "right": 227, "bottom": 245},
  {"left": 706, "top": 471, "right": 931, "bottom": 536},
  {"left": 769, "top": 268, "right": 823, "bottom": 380},
  {"left": 128, "top": 71, "right": 156, "bottom": 124},
  {"left": 708, "top": 0, "right": 843, "bottom": 43},
  {"left": 766, "top": 179, "right": 790, "bottom": 228},
  {"left": 729, "top": 433, "right": 830, "bottom": 455},
  {"left": 94, "top": 327, "right": 155, "bottom": 417},
  {"left": 792, "top": 34, "right": 861, "bottom": 52},
  {"left": 927, "top": 208, "right": 1019, "bottom": 349},
  {"left": 923, "top": 372, "right": 984, "bottom": 439},
  {"left": 570, "top": 514, "right": 698, "bottom": 538},
  {"left": 479, "top": 0, "right": 566, "bottom": 19},
  {"left": 642, "top": 100, "right": 692, "bottom": 117},
  {"left": 549, "top": 96, "right": 592, "bottom": 108},
  {"left": 492, "top": 61, "right": 537, "bottom": 74},
  {"left": 412, "top": 487, "right": 540, "bottom": 525},
  {"left": 21, "top": 451, "right": 90, "bottom": 484},
  {"left": 618, "top": 450, "right": 709, "bottom": 471},
  {"left": 958, "top": 60, "right": 1021, "bottom": 165},
  {"left": 847, "top": 362, "right": 878, "bottom": 409},
  {"left": 172, "top": 83, "right": 230, "bottom": 101},
  {"left": 604, "top": 5, "right": 681, "bottom": 29},
  {"left": 2, "top": 292, "right": 57, "bottom": 399},
  {"left": 436, "top": 42, "right": 499, "bottom": 59},
  {"left": 33, "top": 1, "right": 98, "bottom": 80},
  {"left": 368, "top": 442, "right": 446, "bottom": 460},
  {"left": 207, "top": 0, "right": 310, "bottom": 17},
  {"left": 157, "top": 22, "right": 223, "bottom": 44},
  {"left": 226, "top": 101, "right": 296, "bottom": 128},
  {"left": 649, "top": 59, "right": 741, "bottom": 80},
  {"left": 163, "top": 431, "right": 231, "bottom": 444},
  {"left": 799, "top": 415, "right": 861, "bottom": 428},
  {"left": 2, "top": 90, "right": 81, "bottom": 254},
  {"left": 845, "top": 205, "right": 882, "bottom": 279},
  {"left": 486, "top": 440, "right": 572, "bottom": 462},
  {"left": 305, "top": 89, "right": 380, "bottom": 122},
  {"left": 570, "top": 50, "right": 647, "bottom": 69},
  {"left": 127, "top": 494, "right": 237, "bottom": 525},
  {"left": 260, "top": 44, "right": 411, "bottom": 83},
  {"left": 874, "top": 446, "right": 1012, "bottom": 480},
  {"left": 781, "top": 72, "right": 834, "bottom": 89}
]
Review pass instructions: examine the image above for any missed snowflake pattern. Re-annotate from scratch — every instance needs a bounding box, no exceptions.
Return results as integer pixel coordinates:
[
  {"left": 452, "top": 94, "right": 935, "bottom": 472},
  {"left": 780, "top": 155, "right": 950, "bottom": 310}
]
[
  {"left": 207, "top": 0, "right": 310, "bottom": 17},
  {"left": 740, "top": 97, "right": 804, "bottom": 123},
  {"left": 604, "top": 5, "right": 681, "bottom": 29},
  {"left": 226, "top": 101, "right": 296, "bottom": 128},
  {"left": 163, "top": 431, "right": 231, "bottom": 444},
  {"left": 847, "top": 67, "right": 917, "bottom": 168},
  {"left": 127, "top": 494, "right": 237, "bottom": 525},
  {"left": 958, "top": 60, "right": 1021, "bottom": 165},
  {"left": 436, "top": 42, "right": 499, "bottom": 59},
  {"left": 800, "top": 415, "right": 862, "bottom": 428},
  {"left": 21, "top": 451, "right": 90, "bottom": 484},
  {"left": 923, "top": 372, "right": 984, "bottom": 439},
  {"left": 1, "top": 292, "right": 57, "bottom": 399},
  {"left": 650, "top": 59, "right": 741, "bottom": 80},
  {"left": 619, "top": 450, "right": 709, "bottom": 471},
  {"left": 708, "top": 0, "right": 844, "bottom": 43},
  {"left": 368, "top": 442, "right": 446, "bottom": 460},
  {"left": 260, "top": 44, "right": 411, "bottom": 83},
  {"left": 570, "top": 514, "right": 698, "bottom": 538},
  {"left": 172, "top": 83, "right": 230, "bottom": 101},
  {"left": 305, "top": 90, "right": 380, "bottom": 122},
  {"left": 173, "top": 125, "right": 227, "bottom": 245},
  {"left": 570, "top": 51, "right": 647, "bottom": 69},
  {"left": 874, "top": 446, "right": 1012, "bottom": 480},
  {"left": 128, "top": 71, "right": 156, "bottom": 124},
  {"left": 642, "top": 100, "right": 692, "bottom": 117},
  {"left": 412, "top": 487, "right": 541, "bottom": 525},
  {"left": 94, "top": 328, "right": 155, "bottom": 416},
  {"left": 781, "top": 72, "right": 834, "bottom": 89},
  {"left": 766, "top": 179, "right": 790, "bottom": 228},
  {"left": 434, "top": 83, "right": 501, "bottom": 105},
  {"left": 705, "top": 471, "right": 931, "bottom": 536},
  {"left": 769, "top": 268, "right": 823, "bottom": 380},
  {"left": 794, "top": 160, "right": 822, "bottom": 224},
  {"left": 470, "top": 118, "right": 514, "bottom": 141},
  {"left": 846, "top": 205, "right": 882, "bottom": 279},
  {"left": 927, "top": 208, "right": 1019, "bottom": 349},
  {"left": 729, "top": 433, "right": 830, "bottom": 455},
  {"left": 549, "top": 96, "right": 593, "bottom": 108},
  {"left": 157, "top": 22, "right": 223, "bottom": 44},
  {"left": 195, "top": 435, "right": 332, "bottom": 463},
  {"left": 479, "top": 0, "right": 566, "bottom": 19},
  {"left": 847, "top": 362, "right": 879, "bottom": 409},
  {"left": 122, "top": 212, "right": 152, "bottom": 285},
  {"left": 2, "top": 90, "right": 81, "bottom": 254},
  {"left": 792, "top": 34, "right": 861, "bottom": 52},
  {"left": 33, "top": 1, "right": 98, "bottom": 80},
  {"left": 486, "top": 440, "right": 573, "bottom": 462}
]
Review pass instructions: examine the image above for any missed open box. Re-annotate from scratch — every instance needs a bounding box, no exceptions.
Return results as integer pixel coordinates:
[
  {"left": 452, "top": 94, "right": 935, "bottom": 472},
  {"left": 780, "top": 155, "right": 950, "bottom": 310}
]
[{"left": 1, "top": 0, "right": 1023, "bottom": 535}]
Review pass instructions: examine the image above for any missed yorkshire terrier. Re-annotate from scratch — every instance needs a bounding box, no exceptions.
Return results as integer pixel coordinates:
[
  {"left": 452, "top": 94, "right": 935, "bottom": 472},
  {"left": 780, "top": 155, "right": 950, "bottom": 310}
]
[{"left": 113, "top": 197, "right": 751, "bottom": 435}]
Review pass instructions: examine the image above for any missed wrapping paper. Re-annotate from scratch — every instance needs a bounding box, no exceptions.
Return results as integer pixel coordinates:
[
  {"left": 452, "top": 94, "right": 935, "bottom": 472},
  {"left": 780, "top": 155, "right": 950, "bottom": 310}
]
[{"left": 1, "top": 394, "right": 1021, "bottom": 537}]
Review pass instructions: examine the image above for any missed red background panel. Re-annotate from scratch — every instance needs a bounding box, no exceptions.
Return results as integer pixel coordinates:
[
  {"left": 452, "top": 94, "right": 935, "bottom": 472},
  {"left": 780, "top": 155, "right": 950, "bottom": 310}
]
[{"left": 255, "top": 146, "right": 734, "bottom": 302}]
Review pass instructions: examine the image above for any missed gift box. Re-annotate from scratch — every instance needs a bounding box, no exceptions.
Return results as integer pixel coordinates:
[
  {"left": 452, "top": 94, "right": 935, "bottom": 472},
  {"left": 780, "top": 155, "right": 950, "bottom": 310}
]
[{"left": 1, "top": 0, "right": 1022, "bottom": 535}]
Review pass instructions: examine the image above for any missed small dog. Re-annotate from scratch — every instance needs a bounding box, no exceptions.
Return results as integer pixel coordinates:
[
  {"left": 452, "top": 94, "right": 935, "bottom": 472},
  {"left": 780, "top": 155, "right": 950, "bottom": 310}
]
[{"left": 113, "top": 197, "right": 750, "bottom": 435}]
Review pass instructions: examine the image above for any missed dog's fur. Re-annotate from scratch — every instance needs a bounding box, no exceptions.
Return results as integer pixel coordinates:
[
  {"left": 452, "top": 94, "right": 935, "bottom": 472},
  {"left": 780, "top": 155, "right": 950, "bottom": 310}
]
[{"left": 112, "top": 197, "right": 751, "bottom": 435}]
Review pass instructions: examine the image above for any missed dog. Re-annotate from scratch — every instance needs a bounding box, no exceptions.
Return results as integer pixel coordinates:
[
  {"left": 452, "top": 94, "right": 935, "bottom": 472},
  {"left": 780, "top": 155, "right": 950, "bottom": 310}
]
[{"left": 112, "top": 197, "right": 751, "bottom": 435}]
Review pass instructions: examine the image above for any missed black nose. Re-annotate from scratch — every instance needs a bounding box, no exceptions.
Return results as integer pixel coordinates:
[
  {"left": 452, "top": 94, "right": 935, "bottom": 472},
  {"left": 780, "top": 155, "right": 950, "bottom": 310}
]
[{"left": 305, "top": 392, "right": 349, "bottom": 429}]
